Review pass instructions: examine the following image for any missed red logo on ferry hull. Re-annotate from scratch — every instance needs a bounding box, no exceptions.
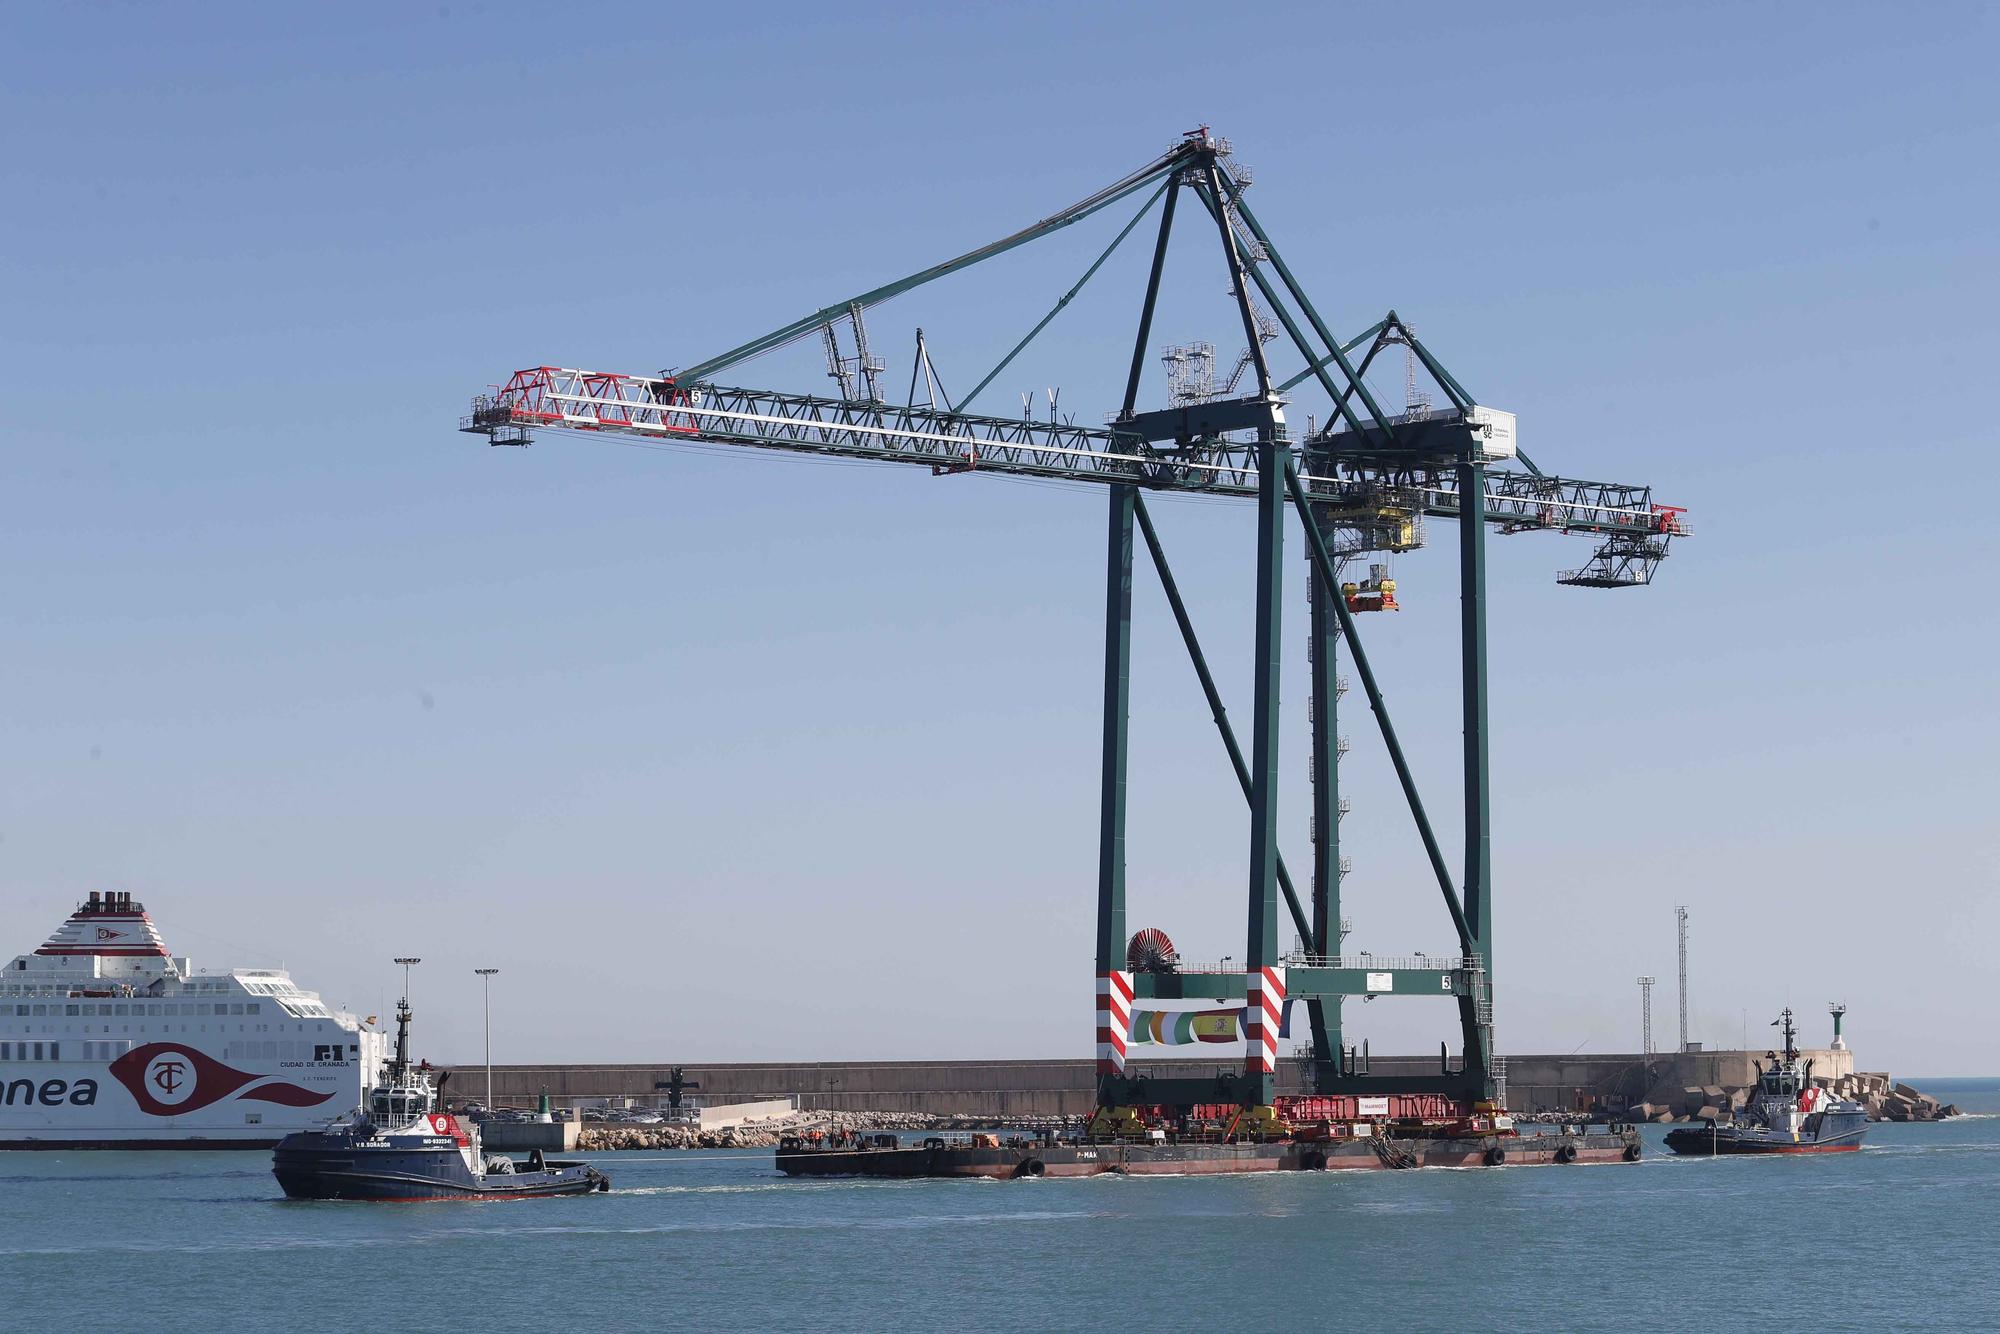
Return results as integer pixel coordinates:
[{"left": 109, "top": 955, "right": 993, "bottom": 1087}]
[{"left": 108, "top": 1043, "right": 335, "bottom": 1117}]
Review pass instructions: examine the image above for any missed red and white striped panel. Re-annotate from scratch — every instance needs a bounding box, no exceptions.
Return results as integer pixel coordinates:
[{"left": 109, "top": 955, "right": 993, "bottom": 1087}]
[
  {"left": 1096, "top": 971, "right": 1134, "bottom": 1076},
  {"left": 1246, "top": 966, "right": 1286, "bottom": 1075}
]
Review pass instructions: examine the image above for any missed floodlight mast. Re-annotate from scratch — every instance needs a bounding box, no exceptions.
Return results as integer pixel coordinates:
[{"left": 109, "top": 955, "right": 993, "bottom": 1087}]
[{"left": 459, "top": 130, "right": 1688, "bottom": 1113}]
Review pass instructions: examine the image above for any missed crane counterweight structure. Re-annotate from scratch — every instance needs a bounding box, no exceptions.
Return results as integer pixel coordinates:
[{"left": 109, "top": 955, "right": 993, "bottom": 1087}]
[{"left": 461, "top": 129, "right": 1689, "bottom": 1114}]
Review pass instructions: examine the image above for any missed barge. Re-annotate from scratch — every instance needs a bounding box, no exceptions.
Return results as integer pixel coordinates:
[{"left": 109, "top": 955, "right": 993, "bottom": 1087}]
[{"left": 778, "top": 1101, "right": 1641, "bottom": 1179}]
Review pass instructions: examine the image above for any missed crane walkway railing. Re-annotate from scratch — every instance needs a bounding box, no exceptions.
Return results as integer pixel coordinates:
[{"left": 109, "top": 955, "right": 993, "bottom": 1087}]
[
  {"left": 1155, "top": 954, "right": 1470, "bottom": 976},
  {"left": 1279, "top": 954, "right": 1471, "bottom": 973}
]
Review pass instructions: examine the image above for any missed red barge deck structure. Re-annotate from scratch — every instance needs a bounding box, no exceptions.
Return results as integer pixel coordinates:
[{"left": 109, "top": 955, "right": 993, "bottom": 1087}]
[{"left": 463, "top": 129, "right": 1684, "bottom": 1178}]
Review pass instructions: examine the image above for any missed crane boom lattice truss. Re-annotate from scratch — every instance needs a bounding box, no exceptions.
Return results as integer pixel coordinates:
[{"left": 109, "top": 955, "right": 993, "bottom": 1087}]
[
  {"left": 461, "top": 130, "right": 1689, "bottom": 1111},
  {"left": 466, "top": 367, "right": 1687, "bottom": 544}
]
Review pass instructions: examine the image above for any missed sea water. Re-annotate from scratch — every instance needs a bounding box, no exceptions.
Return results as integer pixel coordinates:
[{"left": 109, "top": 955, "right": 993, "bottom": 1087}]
[{"left": 3, "top": 1079, "right": 1995, "bottom": 1332}]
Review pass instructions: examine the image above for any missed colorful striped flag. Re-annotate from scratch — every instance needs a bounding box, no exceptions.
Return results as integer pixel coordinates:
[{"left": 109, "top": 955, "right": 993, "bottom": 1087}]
[{"left": 1126, "top": 1002, "right": 1292, "bottom": 1045}]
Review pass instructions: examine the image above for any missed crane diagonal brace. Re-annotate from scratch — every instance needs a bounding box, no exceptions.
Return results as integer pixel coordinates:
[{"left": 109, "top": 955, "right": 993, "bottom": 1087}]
[{"left": 462, "top": 368, "right": 1688, "bottom": 542}]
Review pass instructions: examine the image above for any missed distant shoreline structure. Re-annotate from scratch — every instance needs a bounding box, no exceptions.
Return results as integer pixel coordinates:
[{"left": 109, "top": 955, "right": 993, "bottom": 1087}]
[{"left": 421, "top": 1050, "right": 1959, "bottom": 1123}]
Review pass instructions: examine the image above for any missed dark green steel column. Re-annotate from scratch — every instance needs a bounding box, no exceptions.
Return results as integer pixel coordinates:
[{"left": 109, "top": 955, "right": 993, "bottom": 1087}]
[
  {"left": 1095, "top": 484, "right": 1136, "bottom": 982},
  {"left": 1095, "top": 482, "right": 1135, "bottom": 1109},
  {"left": 1244, "top": 434, "right": 1289, "bottom": 1107},
  {"left": 1307, "top": 534, "right": 1341, "bottom": 1084},
  {"left": 1458, "top": 460, "right": 1495, "bottom": 1099}
]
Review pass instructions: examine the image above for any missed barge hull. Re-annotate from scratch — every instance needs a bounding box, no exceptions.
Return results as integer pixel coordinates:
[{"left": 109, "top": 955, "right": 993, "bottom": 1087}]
[{"left": 776, "top": 1130, "right": 1640, "bottom": 1179}]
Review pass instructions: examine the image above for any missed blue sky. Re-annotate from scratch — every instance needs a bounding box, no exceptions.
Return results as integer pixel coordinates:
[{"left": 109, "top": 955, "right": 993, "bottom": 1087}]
[{"left": 4, "top": 2, "right": 1994, "bottom": 1074}]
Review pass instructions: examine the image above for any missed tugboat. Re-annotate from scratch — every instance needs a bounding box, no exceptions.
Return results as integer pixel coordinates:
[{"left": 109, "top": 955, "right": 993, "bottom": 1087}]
[
  {"left": 1664, "top": 1009, "right": 1867, "bottom": 1157},
  {"left": 272, "top": 990, "right": 609, "bottom": 1200}
]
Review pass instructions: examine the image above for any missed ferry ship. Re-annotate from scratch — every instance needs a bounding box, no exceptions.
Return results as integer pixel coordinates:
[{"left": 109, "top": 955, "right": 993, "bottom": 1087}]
[{"left": 1, "top": 893, "right": 386, "bottom": 1149}]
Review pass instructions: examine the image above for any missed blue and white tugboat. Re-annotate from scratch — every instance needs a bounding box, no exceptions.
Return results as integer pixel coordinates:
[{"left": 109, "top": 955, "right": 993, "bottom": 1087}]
[
  {"left": 272, "top": 992, "right": 608, "bottom": 1200},
  {"left": 1665, "top": 1009, "right": 1867, "bottom": 1157}
]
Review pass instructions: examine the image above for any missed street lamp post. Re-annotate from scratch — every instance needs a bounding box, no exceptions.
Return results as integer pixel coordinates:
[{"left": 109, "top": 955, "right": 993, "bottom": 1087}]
[{"left": 474, "top": 968, "right": 500, "bottom": 1111}]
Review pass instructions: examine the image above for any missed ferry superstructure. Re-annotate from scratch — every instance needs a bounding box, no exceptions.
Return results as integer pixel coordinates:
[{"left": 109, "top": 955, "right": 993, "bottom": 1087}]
[{"left": 1, "top": 892, "right": 387, "bottom": 1149}]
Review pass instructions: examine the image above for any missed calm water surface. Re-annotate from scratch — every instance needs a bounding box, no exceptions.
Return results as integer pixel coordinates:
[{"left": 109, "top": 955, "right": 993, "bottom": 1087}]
[{"left": 5, "top": 1079, "right": 1996, "bottom": 1332}]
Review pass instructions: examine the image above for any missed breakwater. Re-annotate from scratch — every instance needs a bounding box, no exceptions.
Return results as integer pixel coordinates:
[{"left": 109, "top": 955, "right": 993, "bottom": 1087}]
[
  {"left": 446, "top": 1046, "right": 1948, "bottom": 1121},
  {"left": 1628, "top": 1070, "right": 1958, "bottom": 1124},
  {"left": 576, "top": 1109, "right": 939, "bottom": 1152}
]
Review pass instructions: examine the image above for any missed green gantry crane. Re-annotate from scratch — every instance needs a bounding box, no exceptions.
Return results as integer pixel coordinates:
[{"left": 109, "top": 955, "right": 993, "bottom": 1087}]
[{"left": 461, "top": 128, "right": 1688, "bottom": 1114}]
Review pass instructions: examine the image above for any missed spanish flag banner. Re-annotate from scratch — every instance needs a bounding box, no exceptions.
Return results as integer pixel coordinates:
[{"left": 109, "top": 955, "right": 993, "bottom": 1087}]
[{"left": 1127, "top": 1002, "right": 1293, "bottom": 1045}]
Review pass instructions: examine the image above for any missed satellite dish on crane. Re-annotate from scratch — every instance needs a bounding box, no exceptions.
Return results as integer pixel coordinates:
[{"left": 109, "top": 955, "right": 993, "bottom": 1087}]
[{"left": 1126, "top": 928, "right": 1180, "bottom": 975}]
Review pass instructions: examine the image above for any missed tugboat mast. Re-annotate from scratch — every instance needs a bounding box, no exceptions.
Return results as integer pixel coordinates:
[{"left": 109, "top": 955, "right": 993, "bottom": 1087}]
[
  {"left": 391, "top": 956, "right": 420, "bottom": 1083},
  {"left": 1777, "top": 1007, "right": 1799, "bottom": 1063}
]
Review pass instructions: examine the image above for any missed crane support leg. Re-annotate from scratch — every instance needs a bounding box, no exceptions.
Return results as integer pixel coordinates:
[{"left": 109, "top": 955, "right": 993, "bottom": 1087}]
[
  {"left": 1289, "top": 466, "right": 1483, "bottom": 1100},
  {"left": 1094, "top": 484, "right": 1135, "bottom": 1107},
  {"left": 1097, "top": 180, "right": 1181, "bottom": 1110},
  {"left": 1244, "top": 435, "right": 1288, "bottom": 1108},
  {"left": 1307, "top": 555, "right": 1340, "bottom": 1086},
  {"left": 1458, "top": 462, "right": 1496, "bottom": 1099},
  {"left": 1200, "top": 148, "right": 1289, "bottom": 1108}
]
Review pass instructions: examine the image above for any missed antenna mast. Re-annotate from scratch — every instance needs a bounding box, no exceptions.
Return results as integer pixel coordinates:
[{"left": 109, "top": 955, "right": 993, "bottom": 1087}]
[
  {"left": 391, "top": 956, "right": 420, "bottom": 1080},
  {"left": 1675, "top": 905, "right": 1690, "bottom": 1053}
]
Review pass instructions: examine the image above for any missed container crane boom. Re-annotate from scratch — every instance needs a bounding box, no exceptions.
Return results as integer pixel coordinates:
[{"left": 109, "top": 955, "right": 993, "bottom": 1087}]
[{"left": 461, "top": 367, "right": 1688, "bottom": 559}]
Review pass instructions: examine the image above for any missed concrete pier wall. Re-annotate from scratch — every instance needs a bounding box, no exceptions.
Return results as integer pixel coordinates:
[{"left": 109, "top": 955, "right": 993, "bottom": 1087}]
[
  {"left": 699, "top": 1098, "right": 798, "bottom": 1130},
  {"left": 479, "top": 1120, "right": 581, "bottom": 1152},
  {"left": 442, "top": 1048, "right": 1858, "bottom": 1118}
]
